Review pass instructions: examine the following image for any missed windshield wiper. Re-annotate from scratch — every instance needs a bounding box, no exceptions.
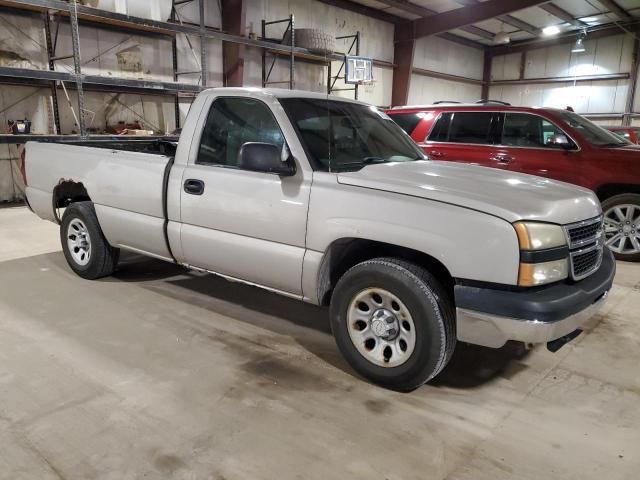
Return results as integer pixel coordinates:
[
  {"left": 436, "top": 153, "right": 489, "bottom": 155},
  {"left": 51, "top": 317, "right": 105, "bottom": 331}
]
[{"left": 362, "top": 156, "right": 387, "bottom": 164}]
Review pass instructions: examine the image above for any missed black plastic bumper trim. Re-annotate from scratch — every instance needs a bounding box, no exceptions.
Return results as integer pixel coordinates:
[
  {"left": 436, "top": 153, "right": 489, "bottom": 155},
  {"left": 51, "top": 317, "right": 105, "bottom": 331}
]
[
  {"left": 455, "top": 248, "right": 615, "bottom": 323},
  {"left": 520, "top": 245, "right": 569, "bottom": 263}
]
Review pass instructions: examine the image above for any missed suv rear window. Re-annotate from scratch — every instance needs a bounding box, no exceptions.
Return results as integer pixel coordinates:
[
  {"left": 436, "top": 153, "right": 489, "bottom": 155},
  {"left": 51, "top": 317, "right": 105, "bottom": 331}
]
[
  {"left": 428, "top": 112, "right": 495, "bottom": 144},
  {"left": 387, "top": 112, "right": 423, "bottom": 135}
]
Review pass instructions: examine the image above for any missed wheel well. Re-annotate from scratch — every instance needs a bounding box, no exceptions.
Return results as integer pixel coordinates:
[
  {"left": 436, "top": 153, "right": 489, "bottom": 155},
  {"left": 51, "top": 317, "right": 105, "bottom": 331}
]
[
  {"left": 317, "top": 238, "right": 454, "bottom": 306},
  {"left": 52, "top": 180, "right": 91, "bottom": 222},
  {"left": 596, "top": 183, "right": 640, "bottom": 202}
]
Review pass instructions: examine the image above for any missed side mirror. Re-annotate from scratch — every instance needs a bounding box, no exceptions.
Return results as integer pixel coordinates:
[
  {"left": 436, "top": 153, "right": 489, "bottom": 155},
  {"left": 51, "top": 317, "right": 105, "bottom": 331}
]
[
  {"left": 547, "top": 133, "right": 573, "bottom": 150},
  {"left": 238, "top": 142, "right": 296, "bottom": 176}
]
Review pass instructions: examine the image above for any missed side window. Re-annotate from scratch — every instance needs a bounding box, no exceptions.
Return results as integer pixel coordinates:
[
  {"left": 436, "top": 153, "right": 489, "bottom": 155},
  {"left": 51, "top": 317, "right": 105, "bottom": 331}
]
[
  {"left": 197, "top": 97, "right": 284, "bottom": 167},
  {"left": 388, "top": 112, "right": 423, "bottom": 136},
  {"left": 448, "top": 112, "right": 494, "bottom": 144},
  {"left": 502, "top": 113, "right": 566, "bottom": 148},
  {"left": 427, "top": 113, "right": 452, "bottom": 142}
]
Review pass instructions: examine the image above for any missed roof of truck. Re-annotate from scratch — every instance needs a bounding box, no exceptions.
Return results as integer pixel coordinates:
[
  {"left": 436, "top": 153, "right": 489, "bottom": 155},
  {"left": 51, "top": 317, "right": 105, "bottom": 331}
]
[{"left": 201, "top": 87, "right": 367, "bottom": 105}]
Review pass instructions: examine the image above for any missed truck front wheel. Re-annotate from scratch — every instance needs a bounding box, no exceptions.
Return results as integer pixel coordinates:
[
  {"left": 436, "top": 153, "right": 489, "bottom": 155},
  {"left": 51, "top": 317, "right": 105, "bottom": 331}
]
[
  {"left": 330, "top": 258, "right": 456, "bottom": 391},
  {"left": 602, "top": 193, "right": 640, "bottom": 262},
  {"left": 60, "top": 202, "right": 119, "bottom": 279}
]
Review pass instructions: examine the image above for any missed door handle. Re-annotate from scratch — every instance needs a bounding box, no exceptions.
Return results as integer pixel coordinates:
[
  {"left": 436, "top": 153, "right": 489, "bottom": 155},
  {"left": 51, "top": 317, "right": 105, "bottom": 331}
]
[
  {"left": 429, "top": 150, "right": 446, "bottom": 158},
  {"left": 184, "top": 179, "right": 205, "bottom": 195},
  {"left": 490, "top": 154, "right": 514, "bottom": 163}
]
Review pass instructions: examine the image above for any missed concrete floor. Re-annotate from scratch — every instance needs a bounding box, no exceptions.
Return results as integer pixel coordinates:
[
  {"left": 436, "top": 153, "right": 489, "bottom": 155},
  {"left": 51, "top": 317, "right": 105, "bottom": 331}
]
[{"left": 0, "top": 205, "right": 639, "bottom": 480}]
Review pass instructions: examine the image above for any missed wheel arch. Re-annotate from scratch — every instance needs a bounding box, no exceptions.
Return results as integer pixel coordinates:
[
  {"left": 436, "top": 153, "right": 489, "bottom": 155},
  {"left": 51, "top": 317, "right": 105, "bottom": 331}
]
[
  {"left": 595, "top": 183, "right": 640, "bottom": 202},
  {"left": 52, "top": 180, "right": 92, "bottom": 223},
  {"left": 316, "top": 237, "right": 454, "bottom": 307}
]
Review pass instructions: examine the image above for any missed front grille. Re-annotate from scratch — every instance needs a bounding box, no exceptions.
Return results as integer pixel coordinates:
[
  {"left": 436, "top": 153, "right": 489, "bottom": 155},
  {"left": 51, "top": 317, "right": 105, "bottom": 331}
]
[
  {"left": 564, "top": 216, "right": 604, "bottom": 280},
  {"left": 572, "top": 248, "right": 600, "bottom": 277},
  {"left": 567, "top": 222, "right": 601, "bottom": 248}
]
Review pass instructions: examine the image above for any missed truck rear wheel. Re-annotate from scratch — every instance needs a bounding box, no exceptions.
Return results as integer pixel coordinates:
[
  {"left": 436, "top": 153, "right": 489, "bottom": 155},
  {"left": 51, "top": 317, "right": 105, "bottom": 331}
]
[
  {"left": 330, "top": 258, "right": 456, "bottom": 391},
  {"left": 602, "top": 193, "right": 640, "bottom": 262},
  {"left": 60, "top": 202, "right": 119, "bottom": 279}
]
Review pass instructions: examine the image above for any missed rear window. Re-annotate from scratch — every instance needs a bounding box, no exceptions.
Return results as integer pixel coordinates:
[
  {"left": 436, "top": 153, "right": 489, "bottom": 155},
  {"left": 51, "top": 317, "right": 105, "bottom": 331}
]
[{"left": 387, "top": 112, "right": 423, "bottom": 135}]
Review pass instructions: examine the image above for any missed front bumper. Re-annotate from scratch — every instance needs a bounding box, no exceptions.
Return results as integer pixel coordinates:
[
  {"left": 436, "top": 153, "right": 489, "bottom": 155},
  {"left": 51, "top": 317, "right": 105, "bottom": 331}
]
[{"left": 455, "top": 249, "right": 616, "bottom": 348}]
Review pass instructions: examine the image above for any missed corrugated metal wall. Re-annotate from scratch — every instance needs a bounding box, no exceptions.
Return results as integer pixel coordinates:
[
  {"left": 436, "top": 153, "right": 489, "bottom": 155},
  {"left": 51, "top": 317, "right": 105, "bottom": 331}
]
[
  {"left": 408, "top": 36, "right": 484, "bottom": 104},
  {"left": 489, "top": 33, "right": 636, "bottom": 122}
]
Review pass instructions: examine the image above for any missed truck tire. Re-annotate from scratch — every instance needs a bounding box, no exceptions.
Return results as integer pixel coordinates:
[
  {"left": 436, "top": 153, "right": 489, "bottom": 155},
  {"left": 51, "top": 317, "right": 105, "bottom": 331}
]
[
  {"left": 602, "top": 193, "right": 640, "bottom": 262},
  {"left": 282, "top": 28, "right": 335, "bottom": 54},
  {"left": 60, "top": 201, "right": 120, "bottom": 279},
  {"left": 330, "top": 258, "right": 456, "bottom": 391}
]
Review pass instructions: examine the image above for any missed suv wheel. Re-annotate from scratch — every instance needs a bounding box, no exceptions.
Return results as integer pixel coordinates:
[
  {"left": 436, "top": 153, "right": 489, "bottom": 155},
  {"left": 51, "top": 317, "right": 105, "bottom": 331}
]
[
  {"left": 602, "top": 193, "right": 640, "bottom": 262},
  {"left": 330, "top": 258, "right": 456, "bottom": 391}
]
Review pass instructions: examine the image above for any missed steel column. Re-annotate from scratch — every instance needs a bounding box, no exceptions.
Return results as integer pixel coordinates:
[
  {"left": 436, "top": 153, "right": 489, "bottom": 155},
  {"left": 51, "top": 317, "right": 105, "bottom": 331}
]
[
  {"left": 391, "top": 26, "right": 415, "bottom": 106},
  {"left": 481, "top": 50, "right": 491, "bottom": 100},
  {"left": 624, "top": 32, "right": 640, "bottom": 126},
  {"left": 68, "top": 0, "right": 86, "bottom": 137},
  {"left": 43, "top": 12, "right": 61, "bottom": 134},
  {"left": 199, "top": 0, "right": 207, "bottom": 87},
  {"left": 221, "top": 0, "right": 246, "bottom": 87},
  {"left": 170, "top": 4, "right": 180, "bottom": 129}
]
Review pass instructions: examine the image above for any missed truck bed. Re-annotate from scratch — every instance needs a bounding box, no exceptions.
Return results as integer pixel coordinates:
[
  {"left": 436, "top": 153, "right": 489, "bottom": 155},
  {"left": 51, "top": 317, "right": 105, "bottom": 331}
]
[{"left": 25, "top": 141, "right": 175, "bottom": 261}]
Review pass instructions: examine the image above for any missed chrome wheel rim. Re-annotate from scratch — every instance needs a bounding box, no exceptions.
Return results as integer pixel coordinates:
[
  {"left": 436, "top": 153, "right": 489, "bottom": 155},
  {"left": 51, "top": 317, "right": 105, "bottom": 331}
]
[
  {"left": 347, "top": 288, "right": 416, "bottom": 368},
  {"left": 604, "top": 204, "right": 640, "bottom": 255},
  {"left": 67, "top": 219, "right": 91, "bottom": 266}
]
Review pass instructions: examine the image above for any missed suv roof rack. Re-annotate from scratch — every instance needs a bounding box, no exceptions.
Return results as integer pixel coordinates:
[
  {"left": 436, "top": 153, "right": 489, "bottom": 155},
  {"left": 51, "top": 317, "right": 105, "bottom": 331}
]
[
  {"left": 475, "top": 100, "right": 511, "bottom": 106},
  {"left": 433, "top": 101, "right": 462, "bottom": 105}
]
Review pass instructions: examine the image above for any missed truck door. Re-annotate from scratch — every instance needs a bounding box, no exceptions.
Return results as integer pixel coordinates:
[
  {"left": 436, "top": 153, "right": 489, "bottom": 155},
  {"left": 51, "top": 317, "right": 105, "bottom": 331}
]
[
  {"left": 178, "top": 96, "right": 310, "bottom": 296},
  {"left": 496, "top": 112, "right": 581, "bottom": 184}
]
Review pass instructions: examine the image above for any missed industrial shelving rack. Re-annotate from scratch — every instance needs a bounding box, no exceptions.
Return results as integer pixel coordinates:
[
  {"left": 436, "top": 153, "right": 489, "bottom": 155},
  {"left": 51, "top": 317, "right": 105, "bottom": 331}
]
[
  {"left": 0, "top": 0, "right": 387, "bottom": 143},
  {"left": 260, "top": 14, "right": 362, "bottom": 99}
]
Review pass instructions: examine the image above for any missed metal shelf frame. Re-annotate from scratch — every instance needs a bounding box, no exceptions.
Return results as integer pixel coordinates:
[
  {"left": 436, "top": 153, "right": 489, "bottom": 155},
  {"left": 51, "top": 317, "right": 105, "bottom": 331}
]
[
  {"left": 1, "top": 0, "right": 210, "bottom": 136},
  {"left": 0, "top": 0, "right": 386, "bottom": 134}
]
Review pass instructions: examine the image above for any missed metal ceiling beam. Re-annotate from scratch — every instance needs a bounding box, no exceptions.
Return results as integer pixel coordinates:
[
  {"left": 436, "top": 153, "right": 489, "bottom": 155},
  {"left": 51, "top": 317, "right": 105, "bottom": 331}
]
[
  {"left": 453, "top": 0, "right": 541, "bottom": 36},
  {"left": 316, "top": 0, "right": 486, "bottom": 48},
  {"left": 538, "top": 3, "right": 588, "bottom": 28},
  {"left": 438, "top": 32, "right": 486, "bottom": 49},
  {"left": 374, "top": 0, "right": 496, "bottom": 40},
  {"left": 401, "top": 0, "right": 548, "bottom": 40},
  {"left": 595, "top": 0, "right": 633, "bottom": 22},
  {"left": 490, "top": 22, "right": 635, "bottom": 55}
]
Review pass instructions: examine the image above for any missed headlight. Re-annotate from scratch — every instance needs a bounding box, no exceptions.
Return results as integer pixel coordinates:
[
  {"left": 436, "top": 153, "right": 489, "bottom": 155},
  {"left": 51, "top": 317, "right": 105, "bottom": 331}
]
[
  {"left": 513, "top": 222, "right": 567, "bottom": 250},
  {"left": 517, "top": 259, "right": 569, "bottom": 287},
  {"left": 513, "top": 222, "right": 569, "bottom": 286}
]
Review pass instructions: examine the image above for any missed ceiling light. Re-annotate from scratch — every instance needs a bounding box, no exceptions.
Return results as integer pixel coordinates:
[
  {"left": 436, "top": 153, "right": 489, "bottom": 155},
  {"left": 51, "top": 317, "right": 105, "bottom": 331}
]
[
  {"left": 571, "top": 30, "right": 587, "bottom": 53},
  {"left": 542, "top": 25, "right": 561, "bottom": 36}
]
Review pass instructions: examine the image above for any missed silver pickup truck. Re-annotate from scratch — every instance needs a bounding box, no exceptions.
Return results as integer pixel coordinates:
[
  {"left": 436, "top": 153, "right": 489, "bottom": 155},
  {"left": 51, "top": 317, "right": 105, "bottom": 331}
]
[{"left": 23, "top": 88, "right": 615, "bottom": 391}]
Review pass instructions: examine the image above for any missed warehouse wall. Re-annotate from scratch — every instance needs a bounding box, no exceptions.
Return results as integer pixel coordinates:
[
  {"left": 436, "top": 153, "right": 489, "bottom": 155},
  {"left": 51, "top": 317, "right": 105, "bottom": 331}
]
[
  {"left": 408, "top": 36, "right": 484, "bottom": 105},
  {"left": 243, "top": 0, "right": 395, "bottom": 106},
  {"left": 488, "top": 33, "right": 636, "bottom": 124}
]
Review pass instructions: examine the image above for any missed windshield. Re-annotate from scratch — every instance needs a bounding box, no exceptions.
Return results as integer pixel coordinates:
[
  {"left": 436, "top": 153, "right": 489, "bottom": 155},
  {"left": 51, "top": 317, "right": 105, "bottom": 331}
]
[
  {"left": 557, "top": 111, "right": 628, "bottom": 147},
  {"left": 279, "top": 98, "right": 425, "bottom": 172}
]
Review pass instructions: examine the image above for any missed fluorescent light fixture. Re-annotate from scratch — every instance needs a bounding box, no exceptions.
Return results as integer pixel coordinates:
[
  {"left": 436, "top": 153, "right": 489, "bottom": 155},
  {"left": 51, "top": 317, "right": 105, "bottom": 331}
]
[{"left": 542, "top": 25, "right": 561, "bottom": 36}]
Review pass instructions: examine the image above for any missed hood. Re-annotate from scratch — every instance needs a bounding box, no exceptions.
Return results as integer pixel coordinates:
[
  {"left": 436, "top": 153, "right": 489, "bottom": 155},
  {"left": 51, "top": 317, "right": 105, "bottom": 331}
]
[{"left": 337, "top": 161, "right": 601, "bottom": 224}]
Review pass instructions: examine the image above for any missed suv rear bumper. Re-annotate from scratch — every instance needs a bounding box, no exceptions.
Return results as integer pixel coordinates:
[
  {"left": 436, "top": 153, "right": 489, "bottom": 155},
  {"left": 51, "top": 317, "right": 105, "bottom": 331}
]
[{"left": 455, "top": 249, "right": 615, "bottom": 348}]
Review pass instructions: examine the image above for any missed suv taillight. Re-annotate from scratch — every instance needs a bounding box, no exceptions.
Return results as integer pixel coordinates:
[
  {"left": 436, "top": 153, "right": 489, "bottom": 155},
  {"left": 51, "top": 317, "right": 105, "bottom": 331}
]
[{"left": 19, "top": 146, "right": 27, "bottom": 186}]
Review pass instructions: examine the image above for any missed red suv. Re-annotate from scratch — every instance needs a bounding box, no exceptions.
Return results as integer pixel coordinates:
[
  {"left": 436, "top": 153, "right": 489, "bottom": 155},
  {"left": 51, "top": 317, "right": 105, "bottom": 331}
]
[{"left": 386, "top": 103, "right": 640, "bottom": 262}]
